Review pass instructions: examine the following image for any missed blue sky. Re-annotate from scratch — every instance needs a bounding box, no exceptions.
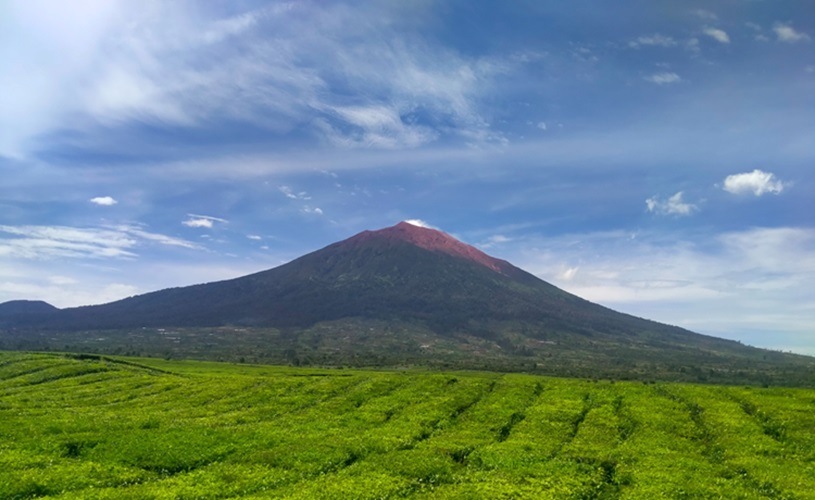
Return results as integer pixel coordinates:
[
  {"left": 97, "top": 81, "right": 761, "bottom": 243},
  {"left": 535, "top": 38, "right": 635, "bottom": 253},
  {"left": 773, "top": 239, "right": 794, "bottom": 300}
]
[{"left": 1, "top": 1, "right": 813, "bottom": 353}]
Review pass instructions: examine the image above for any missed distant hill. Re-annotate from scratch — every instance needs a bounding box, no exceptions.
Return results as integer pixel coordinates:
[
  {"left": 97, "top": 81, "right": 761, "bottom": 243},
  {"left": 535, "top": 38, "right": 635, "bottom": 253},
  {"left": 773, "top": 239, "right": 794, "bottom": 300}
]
[
  {"left": 0, "top": 300, "right": 58, "bottom": 316},
  {"left": 1, "top": 222, "right": 813, "bottom": 384}
]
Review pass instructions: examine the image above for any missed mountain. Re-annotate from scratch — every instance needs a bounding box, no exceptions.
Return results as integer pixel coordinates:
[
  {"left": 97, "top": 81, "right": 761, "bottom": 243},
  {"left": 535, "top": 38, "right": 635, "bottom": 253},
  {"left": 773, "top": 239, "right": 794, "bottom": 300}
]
[
  {"left": 1, "top": 222, "right": 813, "bottom": 384},
  {"left": 0, "top": 222, "right": 669, "bottom": 333}
]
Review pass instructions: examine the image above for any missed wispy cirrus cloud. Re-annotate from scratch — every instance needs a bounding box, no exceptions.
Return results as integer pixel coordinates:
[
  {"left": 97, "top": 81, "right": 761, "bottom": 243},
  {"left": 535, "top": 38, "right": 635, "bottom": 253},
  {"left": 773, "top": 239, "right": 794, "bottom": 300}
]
[
  {"left": 318, "top": 105, "right": 438, "bottom": 149},
  {"left": 279, "top": 186, "right": 311, "bottom": 200},
  {"left": 1, "top": 2, "right": 517, "bottom": 159},
  {"left": 0, "top": 224, "right": 197, "bottom": 260}
]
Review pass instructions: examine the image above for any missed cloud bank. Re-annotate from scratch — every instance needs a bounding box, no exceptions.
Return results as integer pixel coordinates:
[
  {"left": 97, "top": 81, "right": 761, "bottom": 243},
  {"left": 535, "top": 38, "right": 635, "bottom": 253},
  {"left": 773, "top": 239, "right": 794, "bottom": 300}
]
[{"left": 513, "top": 226, "right": 815, "bottom": 353}]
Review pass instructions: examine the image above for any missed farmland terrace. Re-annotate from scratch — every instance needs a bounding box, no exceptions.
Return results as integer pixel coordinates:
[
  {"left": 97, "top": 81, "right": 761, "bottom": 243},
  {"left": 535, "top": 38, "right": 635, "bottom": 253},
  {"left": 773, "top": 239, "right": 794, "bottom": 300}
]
[{"left": 1, "top": 351, "right": 814, "bottom": 498}]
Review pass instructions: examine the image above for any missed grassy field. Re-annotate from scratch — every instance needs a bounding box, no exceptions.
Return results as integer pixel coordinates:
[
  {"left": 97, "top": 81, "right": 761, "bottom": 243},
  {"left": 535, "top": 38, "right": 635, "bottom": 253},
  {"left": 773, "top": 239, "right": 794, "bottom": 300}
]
[{"left": 1, "top": 351, "right": 814, "bottom": 499}]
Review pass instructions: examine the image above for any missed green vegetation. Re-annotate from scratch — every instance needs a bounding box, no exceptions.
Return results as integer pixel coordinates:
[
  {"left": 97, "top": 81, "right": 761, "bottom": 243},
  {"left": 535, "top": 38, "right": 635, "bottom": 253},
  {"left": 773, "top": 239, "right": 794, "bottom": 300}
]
[
  {"left": 3, "top": 321, "right": 814, "bottom": 387},
  {"left": 2, "top": 351, "right": 814, "bottom": 499}
]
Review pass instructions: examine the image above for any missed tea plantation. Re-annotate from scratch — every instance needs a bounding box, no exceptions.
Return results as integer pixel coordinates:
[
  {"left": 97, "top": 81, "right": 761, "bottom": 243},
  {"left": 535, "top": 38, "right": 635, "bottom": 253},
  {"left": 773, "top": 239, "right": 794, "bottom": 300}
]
[{"left": 1, "top": 351, "right": 813, "bottom": 499}]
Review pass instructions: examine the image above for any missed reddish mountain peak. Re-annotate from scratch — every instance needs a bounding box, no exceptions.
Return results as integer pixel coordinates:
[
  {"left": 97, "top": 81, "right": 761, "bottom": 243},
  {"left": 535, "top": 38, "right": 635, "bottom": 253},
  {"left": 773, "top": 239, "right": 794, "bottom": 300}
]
[{"left": 343, "top": 221, "right": 512, "bottom": 274}]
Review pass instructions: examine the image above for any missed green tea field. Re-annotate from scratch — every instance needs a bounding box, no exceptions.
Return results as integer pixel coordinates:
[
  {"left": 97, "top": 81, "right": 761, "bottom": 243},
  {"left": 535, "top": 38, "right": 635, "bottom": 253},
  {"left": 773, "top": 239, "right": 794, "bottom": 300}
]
[{"left": 1, "top": 351, "right": 813, "bottom": 499}]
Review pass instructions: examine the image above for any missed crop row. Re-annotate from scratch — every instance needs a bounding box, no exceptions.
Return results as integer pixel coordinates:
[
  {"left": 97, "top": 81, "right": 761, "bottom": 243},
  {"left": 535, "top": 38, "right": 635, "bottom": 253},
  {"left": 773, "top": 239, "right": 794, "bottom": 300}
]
[{"left": 1, "top": 352, "right": 813, "bottom": 499}]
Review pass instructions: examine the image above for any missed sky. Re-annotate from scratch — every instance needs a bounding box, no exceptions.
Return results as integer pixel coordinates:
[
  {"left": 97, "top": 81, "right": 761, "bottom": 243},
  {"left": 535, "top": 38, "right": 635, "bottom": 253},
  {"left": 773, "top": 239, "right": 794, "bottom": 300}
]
[{"left": 1, "top": 1, "right": 813, "bottom": 354}]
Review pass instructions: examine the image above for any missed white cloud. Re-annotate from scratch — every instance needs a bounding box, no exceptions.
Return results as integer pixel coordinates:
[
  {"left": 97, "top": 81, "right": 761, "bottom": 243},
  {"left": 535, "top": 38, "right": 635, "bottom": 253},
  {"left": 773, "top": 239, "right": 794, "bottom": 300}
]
[
  {"left": 558, "top": 266, "right": 579, "bottom": 281},
  {"left": 773, "top": 23, "right": 810, "bottom": 43},
  {"left": 536, "top": 122, "right": 547, "bottom": 131},
  {"left": 703, "top": 27, "right": 730, "bottom": 44},
  {"left": 0, "top": 224, "right": 197, "bottom": 260},
  {"left": 182, "top": 218, "right": 213, "bottom": 228},
  {"left": 247, "top": 234, "right": 263, "bottom": 240},
  {"left": 644, "top": 72, "right": 681, "bottom": 85},
  {"left": 629, "top": 34, "right": 677, "bottom": 48},
  {"left": 404, "top": 219, "right": 435, "bottom": 229},
  {"left": 279, "top": 186, "right": 311, "bottom": 200},
  {"left": 182, "top": 213, "right": 227, "bottom": 228},
  {"left": 646, "top": 191, "right": 697, "bottom": 216},
  {"left": 187, "top": 213, "right": 227, "bottom": 223},
  {"left": 722, "top": 169, "right": 786, "bottom": 196},
  {"left": 89, "top": 196, "right": 118, "bottom": 206},
  {"left": 302, "top": 206, "right": 323, "bottom": 215}
]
